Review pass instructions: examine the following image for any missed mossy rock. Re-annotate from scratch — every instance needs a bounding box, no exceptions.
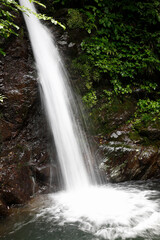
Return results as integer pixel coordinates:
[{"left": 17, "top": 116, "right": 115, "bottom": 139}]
[
  {"left": 67, "top": 9, "right": 83, "bottom": 29},
  {"left": 129, "top": 131, "right": 142, "bottom": 142},
  {"left": 90, "top": 96, "right": 136, "bottom": 135}
]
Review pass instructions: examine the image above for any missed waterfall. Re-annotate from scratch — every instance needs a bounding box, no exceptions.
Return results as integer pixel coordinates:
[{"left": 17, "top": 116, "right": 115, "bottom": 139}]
[{"left": 19, "top": 0, "right": 98, "bottom": 191}]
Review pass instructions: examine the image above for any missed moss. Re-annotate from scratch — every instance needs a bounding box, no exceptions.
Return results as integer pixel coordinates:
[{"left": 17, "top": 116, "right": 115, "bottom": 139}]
[
  {"left": 67, "top": 9, "right": 83, "bottom": 29},
  {"left": 129, "top": 131, "right": 141, "bottom": 142},
  {"left": 129, "top": 127, "right": 160, "bottom": 147},
  {"left": 89, "top": 96, "right": 136, "bottom": 135}
]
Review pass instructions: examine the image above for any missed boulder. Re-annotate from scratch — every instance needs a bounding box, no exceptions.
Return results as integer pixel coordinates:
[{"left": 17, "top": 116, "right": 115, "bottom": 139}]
[{"left": 100, "top": 125, "right": 160, "bottom": 182}]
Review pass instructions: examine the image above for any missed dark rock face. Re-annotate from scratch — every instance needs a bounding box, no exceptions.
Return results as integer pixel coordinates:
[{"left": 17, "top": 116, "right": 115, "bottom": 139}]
[
  {"left": 98, "top": 125, "right": 160, "bottom": 182},
  {"left": 1, "top": 165, "right": 33, "bottom": 205},
  {"left": 0, "top": 33, "right": 59, "bottom": 217},
  {"left": 139, "top": 127, "right": 160, "bottom": 141}
]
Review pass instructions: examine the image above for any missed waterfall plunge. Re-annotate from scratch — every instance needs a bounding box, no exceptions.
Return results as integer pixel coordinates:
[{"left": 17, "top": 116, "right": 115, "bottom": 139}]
[{"left": 19, "top": 0, "right": 98, "bottom": 191}]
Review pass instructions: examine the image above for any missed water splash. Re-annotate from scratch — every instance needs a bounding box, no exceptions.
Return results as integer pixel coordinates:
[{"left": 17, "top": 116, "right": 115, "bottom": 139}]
[{"left": 39, "top": 185, "right": 160, "bottom": 239}]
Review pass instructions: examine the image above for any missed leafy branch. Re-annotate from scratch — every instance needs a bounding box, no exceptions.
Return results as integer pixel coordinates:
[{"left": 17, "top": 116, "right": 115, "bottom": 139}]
[{"left": 0, "top": 0, "right": 65, "bottom": 56}]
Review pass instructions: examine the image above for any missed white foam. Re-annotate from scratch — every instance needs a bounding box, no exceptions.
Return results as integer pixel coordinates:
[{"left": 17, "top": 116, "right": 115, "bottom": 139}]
[{"left": 39, "top": 185, "right": 160, "bottom": 239}]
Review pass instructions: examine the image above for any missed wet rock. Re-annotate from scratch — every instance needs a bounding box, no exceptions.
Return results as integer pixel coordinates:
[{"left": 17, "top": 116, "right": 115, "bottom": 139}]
[
  {"left": 32, "top": 165, "right": 52, "bottom": 183},
  {"left": 30, "top": 163, "right": 61, "bottom": 192},
  {"left": 0, "top": 119, "right": 14, "bottom": 141},
  {"left": 1, "top": 165, "right": 33, "bottom": 206},
  {"left": 139, "top": 127, "right": 160, "bottom": 140},
  {"left": 0, "top": 200, "right": 8, "bottom": 218},
  {"left": 138, "top": 147, "right": 157, "bottom": 165},
  {"left": 92, "top": 97, "right": 136, "bottom": 135},
  {"left": 0, "top": 25, "right": 58, "bottom": 215},
  {"left": 100, "top": 125, "right": 160, "bottom": 182}
]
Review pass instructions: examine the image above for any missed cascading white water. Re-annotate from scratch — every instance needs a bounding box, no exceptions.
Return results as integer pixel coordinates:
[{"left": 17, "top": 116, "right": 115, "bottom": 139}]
[
  {"left": 19, "top": 1, "right": 160, "bottom": 239},
  {"left": 19, "top": 0, "right": 98, "bottom": 191}
]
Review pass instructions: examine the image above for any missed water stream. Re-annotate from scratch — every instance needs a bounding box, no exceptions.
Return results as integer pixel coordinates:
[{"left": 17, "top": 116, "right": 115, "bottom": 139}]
[{"left": 2, "top": 0, "right": 160, "bottom": 239}]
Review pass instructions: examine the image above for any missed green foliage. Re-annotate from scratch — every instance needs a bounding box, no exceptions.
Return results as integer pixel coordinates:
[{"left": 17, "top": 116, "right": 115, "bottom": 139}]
[
  {"left": 110, "top": 80, "right": 132, "bottom": 95},
  {"left": 81, "top": 6, "right": 97, "bottom": 34},
  {"left": 133, "top": 99, "right": 160, "bottom": 127},
  {"left": 82, "top": 90, "right": 97, "bottom": 108},
  {"left": 0, "top": 0, "right": 47, "bottom": 40},
  {"left": 0, "top": 0, "right": 19, "bottom": 42},
  {"left": 139, "top": 82, "right": 158, "bottom": 92},
  {"left": 72, "top": 58, "right": 93, "bottom": 90},
  {"left": 70, "top": 0, "right": 160, "bottom": 130},
  {"left": 79, "top": 1, "right": 160, "bottom": 93},
  {"left": 102, "top": 90, "right": 113, "bottom": 103},
  {"left": 0, "top": 0, "right": 65, "bottom": 55},
  {"left": 32, "top": 12, "right": 65, "bottom": 29},
  {"left": 67, "top": 9, "right": 83, "bottom": 29}
]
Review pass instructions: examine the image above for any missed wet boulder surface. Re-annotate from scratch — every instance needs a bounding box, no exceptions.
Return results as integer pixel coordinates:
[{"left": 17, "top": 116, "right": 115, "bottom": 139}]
[
  {"left": 0, "top": 33, "right": 59, "bottom": 217},
  {"left": 98, "top": 124, "right": 160, "bottom": 183}
]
